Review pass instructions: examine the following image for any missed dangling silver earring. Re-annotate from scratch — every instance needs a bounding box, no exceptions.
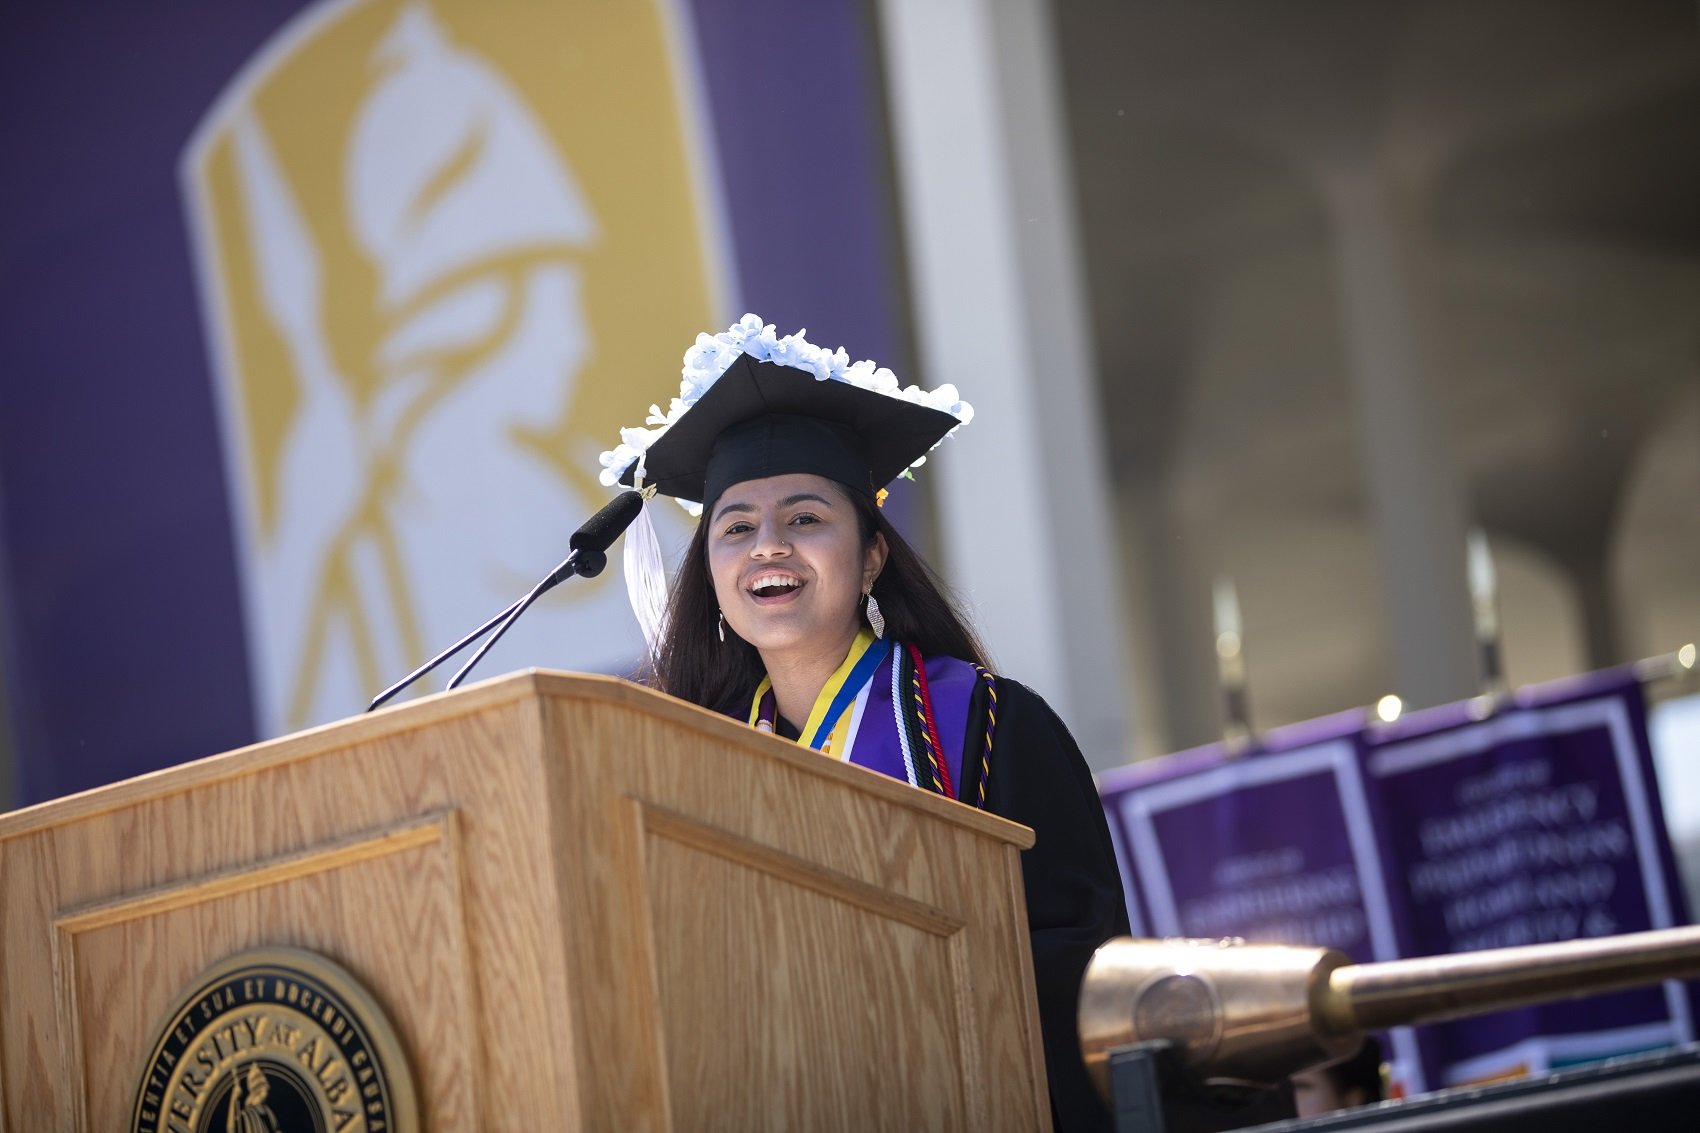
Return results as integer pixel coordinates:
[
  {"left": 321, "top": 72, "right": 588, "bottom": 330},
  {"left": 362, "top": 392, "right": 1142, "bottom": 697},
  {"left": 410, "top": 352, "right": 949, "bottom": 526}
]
[
  {"left": 865, "top": 591, "right": 886, "bottom": 639},
  {"left": 717, "top": 609, "right": 726, "bottom": 643}
]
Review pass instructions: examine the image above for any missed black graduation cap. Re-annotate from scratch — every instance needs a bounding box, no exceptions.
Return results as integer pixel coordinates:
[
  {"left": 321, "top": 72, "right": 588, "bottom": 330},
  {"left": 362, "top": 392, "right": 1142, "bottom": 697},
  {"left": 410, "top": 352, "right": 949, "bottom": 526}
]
[{"left": 619, "top": 353, "right": 961, "bottom": 509}]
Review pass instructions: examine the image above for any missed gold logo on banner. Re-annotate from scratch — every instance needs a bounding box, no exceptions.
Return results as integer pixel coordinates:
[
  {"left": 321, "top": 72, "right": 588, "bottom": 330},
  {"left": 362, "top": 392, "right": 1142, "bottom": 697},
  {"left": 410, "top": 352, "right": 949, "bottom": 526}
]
[
  {"left": 130, "top": 948, "right": 416, "bottom": 1133},
  {"left": 183, "top": 0, "right": 721, "bottom": 733}
]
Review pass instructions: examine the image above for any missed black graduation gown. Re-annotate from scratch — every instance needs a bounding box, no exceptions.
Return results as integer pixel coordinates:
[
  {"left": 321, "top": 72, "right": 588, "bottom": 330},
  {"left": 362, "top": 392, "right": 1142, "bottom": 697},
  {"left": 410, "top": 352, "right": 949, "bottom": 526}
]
[{"left": 968, "top": 678, "right": 1131, "bottom": 1133}]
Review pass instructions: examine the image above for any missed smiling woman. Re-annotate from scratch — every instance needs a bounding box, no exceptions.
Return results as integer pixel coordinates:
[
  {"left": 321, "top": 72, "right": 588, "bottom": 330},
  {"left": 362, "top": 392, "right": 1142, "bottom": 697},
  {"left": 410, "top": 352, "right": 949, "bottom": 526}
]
[
  {"left": 706, "top": 475, "right": 884, "bottom": 709},
  {"left": 601, "top": 315, "right": 1130, "bottom": 1131}
]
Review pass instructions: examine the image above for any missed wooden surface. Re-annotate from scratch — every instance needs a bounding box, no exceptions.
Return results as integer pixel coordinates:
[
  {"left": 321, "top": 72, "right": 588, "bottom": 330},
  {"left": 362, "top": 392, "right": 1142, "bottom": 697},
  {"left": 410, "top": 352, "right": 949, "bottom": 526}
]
[{"left": 0, "top": 670, "right": 1049, "bottom": 1131}]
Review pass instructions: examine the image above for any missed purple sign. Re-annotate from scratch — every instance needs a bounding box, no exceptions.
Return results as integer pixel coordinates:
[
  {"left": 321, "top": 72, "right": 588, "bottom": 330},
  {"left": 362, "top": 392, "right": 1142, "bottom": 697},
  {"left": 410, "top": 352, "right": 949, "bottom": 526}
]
[
  {"left": 0, "top": 0, "right": 909, "bottom": 806},
  {"left": 1362, "top": 675, "right": 1693, "bottom": 1084},
  {"left": 1100, "top": 732, "right": 1427, "bottom": 1091},
  {"left": 1098, "top": 673, "right": 1694, "bottom": 1094}
]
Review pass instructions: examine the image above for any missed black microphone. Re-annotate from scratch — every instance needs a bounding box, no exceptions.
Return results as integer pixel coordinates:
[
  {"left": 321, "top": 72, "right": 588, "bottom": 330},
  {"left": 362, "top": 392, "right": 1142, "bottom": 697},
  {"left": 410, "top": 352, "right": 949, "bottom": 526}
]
[
  {"left": 366, "top": 490, "right": 649, "bottom": 711},
  {"left": 542, "top": 490, "right": 644, "bottom": 587},
  {"left": 572, "top": 489, "right": 644, "bottom": 555}
]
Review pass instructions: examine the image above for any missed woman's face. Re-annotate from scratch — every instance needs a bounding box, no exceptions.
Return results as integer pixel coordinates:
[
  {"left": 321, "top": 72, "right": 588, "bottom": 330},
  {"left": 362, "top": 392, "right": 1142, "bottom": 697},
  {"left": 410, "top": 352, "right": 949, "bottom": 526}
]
[{"left": 706, "top": 473, "right": 886, "bottom": 661}]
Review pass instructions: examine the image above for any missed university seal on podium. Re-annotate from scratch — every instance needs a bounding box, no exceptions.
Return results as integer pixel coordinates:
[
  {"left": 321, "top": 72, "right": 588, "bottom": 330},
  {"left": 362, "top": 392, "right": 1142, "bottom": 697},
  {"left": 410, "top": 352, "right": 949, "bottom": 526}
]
[{"left": 130, "top": 948, "right": 416, "bottom": 1133}]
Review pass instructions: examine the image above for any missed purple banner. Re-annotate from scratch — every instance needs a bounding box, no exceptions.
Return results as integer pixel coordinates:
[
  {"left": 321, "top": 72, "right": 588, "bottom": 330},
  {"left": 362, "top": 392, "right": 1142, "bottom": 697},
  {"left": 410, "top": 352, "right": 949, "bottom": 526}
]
[
  {"left": 1099, "top": 673, "right": 1694, "bottom": 1094},
  {"left": 1101, "top": 719, "right": 1426, "bottom": 1090},
  {"left": 0, "top": 1, "right": 908, "bottom": 806},
  {"left": 1362, "top": 673, "right": 1694, "bottom": 1084}
]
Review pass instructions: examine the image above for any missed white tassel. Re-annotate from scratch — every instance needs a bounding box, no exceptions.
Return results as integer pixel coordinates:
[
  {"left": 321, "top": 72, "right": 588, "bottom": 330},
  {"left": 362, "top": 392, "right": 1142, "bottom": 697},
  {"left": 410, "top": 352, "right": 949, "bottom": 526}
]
[{"left": 623, "top": 496, "right": 671, "bottom": 658}]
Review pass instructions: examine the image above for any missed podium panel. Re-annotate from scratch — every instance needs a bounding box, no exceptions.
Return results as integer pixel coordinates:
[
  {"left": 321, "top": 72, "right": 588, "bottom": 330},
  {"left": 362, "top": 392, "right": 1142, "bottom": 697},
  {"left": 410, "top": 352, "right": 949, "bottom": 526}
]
[{"left": 0, "top": 671, "right": 1049, "bottom": 1131}]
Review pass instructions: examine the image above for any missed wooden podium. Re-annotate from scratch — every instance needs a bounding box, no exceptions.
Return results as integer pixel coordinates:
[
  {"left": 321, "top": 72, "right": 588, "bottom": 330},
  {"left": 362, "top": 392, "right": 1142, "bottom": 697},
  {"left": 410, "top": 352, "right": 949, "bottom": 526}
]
[{"left": 0, "top": 671, "right": 1051, "bottom": 1131}]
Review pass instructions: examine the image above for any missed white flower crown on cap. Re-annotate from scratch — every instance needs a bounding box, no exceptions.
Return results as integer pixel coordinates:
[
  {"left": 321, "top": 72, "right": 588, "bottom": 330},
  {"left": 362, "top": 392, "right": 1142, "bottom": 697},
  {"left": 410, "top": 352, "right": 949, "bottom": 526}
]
[{"left": 597, "top": 314, "right": 974, "bottom": 514}]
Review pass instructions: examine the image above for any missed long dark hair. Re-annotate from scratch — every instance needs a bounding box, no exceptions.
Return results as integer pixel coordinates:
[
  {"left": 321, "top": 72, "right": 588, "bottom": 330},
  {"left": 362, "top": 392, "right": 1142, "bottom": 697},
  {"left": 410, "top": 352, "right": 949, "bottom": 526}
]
[{"left": 648, "top": 487, "right": 989, "bottom": 715}]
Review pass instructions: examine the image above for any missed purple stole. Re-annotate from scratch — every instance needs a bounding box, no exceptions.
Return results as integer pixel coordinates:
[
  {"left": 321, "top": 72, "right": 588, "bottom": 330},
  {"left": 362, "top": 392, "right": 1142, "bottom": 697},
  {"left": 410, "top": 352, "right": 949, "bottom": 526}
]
[
  {"left": 848, "top": 645, "right": 978, "bottom": 797},
  {"left": 740, "top": 641, "right": 981, "bottom": 798}
]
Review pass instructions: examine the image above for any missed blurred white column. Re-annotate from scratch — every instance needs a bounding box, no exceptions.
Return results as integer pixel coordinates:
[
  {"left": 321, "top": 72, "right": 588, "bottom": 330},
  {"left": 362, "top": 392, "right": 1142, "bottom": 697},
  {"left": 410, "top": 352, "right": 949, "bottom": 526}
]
[
  {"left": 876, "top": 0, "right": 1135, "bottom": 768},
  {"left": 1326, "top": 166, "right": 1478, "bottom": 710}
]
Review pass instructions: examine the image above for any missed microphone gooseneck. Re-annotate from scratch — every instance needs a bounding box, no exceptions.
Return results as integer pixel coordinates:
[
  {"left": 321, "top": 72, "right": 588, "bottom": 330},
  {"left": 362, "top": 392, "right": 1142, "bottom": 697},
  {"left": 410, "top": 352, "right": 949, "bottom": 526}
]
[{"left": 365, "top": 491, "right": 646, "bottom": 711}]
